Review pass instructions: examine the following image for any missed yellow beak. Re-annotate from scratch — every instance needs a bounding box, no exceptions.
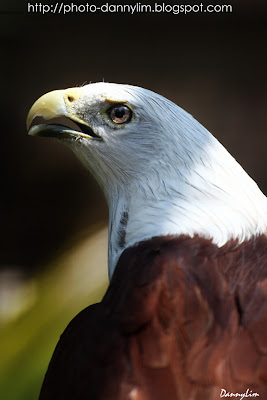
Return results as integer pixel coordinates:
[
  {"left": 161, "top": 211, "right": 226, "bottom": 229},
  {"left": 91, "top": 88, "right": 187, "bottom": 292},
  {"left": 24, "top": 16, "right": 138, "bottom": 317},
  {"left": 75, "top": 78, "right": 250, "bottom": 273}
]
[
  {"left": 26, "top": 90, "right": 67, "bottom": 130},
  {"left": 27, "top": 88, "right": 101, "bottom": 140}
]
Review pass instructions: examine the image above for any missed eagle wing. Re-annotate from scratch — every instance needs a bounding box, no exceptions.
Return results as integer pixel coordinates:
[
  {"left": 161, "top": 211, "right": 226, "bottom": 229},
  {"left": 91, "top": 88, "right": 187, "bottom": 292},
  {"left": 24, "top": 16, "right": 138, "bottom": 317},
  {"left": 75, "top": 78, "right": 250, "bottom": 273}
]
[{"left": 39, "top": 235, "right": 267, "bottom": 400}]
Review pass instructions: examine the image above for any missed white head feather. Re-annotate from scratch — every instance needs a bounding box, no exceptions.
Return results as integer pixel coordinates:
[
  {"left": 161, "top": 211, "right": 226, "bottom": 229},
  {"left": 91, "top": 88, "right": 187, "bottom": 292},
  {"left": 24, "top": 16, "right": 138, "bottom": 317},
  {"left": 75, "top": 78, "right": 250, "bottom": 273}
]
[{"left": 30, "top": 82, "right": 267, "bottom": 278}]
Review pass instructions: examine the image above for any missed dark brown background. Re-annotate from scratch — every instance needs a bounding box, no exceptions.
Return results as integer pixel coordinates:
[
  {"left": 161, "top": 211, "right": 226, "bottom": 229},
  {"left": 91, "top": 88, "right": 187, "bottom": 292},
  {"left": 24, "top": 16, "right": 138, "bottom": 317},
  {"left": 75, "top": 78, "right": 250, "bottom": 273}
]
[{"left": 1, "top": 0, "right": 267, "bottom": 276}]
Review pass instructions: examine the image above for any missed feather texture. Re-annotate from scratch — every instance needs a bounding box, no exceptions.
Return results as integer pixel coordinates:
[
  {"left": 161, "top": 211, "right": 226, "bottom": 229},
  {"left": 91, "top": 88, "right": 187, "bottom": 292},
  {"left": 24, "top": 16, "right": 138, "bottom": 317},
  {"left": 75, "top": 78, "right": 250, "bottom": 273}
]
[{"left": 39, "top": 234, "right": 267, "bottom": 400}]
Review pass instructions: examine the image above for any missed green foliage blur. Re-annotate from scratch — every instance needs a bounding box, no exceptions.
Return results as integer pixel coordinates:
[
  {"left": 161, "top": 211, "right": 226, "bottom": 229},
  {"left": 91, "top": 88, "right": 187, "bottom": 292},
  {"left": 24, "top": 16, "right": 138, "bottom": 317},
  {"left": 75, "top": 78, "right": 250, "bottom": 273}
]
[{"left": 0, "top": 228, "right": 108, "bottom": 400}]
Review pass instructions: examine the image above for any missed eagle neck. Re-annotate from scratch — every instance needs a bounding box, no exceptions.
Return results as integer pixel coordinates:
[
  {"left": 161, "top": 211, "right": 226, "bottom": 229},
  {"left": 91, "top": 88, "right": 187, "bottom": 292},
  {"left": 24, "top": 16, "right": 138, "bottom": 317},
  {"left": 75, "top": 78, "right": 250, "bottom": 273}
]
[{"left": 106, "top": 142, "right": 267, "bottom": 279}]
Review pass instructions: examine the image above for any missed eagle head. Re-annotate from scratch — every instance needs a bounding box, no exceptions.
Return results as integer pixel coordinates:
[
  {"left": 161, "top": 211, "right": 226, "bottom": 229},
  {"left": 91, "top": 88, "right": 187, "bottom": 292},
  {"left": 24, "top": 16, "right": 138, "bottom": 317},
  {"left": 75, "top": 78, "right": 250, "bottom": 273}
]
[{"left": 27, "top": 82, "right": 267, "bottom": 278}]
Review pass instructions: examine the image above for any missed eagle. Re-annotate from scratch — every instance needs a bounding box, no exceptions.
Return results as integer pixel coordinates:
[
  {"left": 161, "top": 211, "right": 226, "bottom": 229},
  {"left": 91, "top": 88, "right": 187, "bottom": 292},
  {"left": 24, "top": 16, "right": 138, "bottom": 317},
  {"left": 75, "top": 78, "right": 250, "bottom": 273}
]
[{"left": 27, "top": 83, "right": 267, "bottom": 400}]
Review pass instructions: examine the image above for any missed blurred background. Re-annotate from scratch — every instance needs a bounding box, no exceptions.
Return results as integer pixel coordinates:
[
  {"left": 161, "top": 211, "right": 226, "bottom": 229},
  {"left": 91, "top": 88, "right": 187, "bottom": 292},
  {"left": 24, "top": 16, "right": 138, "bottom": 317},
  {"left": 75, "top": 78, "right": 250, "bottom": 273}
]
[{"left": 1, "top": 0, "right": 267, "bottom": 398}]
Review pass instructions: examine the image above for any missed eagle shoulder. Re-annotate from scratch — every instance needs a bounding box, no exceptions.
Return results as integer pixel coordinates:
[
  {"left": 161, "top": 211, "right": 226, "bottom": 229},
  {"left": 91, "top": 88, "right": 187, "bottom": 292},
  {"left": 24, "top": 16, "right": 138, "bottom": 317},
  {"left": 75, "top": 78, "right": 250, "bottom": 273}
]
[{"left": 40, "top": 235, "right": 267, "bottom": 400}]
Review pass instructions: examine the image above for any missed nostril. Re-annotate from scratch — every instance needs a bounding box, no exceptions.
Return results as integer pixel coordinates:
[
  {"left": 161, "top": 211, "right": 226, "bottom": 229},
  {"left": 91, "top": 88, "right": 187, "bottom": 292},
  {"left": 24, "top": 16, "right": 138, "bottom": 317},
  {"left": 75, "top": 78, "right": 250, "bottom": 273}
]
[{"left": 65, "top": 88, "right": 82, "bottom": 104}]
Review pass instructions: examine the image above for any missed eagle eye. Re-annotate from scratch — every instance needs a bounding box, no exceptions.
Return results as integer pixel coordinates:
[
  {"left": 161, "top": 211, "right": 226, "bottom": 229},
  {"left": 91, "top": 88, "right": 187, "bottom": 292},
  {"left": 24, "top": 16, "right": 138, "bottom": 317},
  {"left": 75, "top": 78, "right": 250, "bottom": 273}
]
[{"left": 107, "top": 104, "right": 132, "bottom": 124}]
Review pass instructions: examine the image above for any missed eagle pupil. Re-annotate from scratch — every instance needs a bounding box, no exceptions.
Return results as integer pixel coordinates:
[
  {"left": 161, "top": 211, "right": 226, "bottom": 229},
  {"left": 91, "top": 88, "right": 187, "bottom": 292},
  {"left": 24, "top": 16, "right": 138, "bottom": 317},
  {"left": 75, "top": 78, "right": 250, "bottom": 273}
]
[
  {"left": 115, "top": 107, "right": 125, "bottom": 118},
  {"left": 108, "top": 104, "right": 132, "bottom": 124}
]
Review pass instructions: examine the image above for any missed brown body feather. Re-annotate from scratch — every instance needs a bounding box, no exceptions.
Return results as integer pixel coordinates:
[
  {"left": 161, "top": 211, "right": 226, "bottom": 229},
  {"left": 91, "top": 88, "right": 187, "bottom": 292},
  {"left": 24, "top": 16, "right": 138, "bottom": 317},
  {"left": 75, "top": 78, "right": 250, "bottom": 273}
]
[{"left": 39, "top": 235, "right": 267, "bottom": 399}]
